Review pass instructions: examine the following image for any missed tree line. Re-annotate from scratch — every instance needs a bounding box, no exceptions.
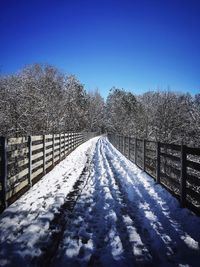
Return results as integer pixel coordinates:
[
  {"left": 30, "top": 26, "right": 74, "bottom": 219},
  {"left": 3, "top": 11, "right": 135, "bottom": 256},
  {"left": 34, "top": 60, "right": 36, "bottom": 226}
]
[
  {"left": 0, "top": 64, "right": 105, "bottom": 136},
  {"left": 0, "top": 63, "right": 199, "bottom": 146}
]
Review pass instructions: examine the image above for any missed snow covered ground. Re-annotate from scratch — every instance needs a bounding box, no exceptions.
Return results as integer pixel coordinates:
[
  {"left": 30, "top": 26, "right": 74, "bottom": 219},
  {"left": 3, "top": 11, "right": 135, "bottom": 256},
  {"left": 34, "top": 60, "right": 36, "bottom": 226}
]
[{"left": 0, "top": 136, "right": 200, "bottom": 267}]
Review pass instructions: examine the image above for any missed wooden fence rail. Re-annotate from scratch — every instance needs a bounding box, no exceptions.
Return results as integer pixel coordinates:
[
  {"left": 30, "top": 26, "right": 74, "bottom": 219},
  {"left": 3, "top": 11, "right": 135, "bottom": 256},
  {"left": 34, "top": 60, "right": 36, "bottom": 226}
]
[
  {"left": 108, "top": 133, "right": 200, "bottom": 215},
  {"left": 0, "top": 132, "right": 97, "bottom": 212}
]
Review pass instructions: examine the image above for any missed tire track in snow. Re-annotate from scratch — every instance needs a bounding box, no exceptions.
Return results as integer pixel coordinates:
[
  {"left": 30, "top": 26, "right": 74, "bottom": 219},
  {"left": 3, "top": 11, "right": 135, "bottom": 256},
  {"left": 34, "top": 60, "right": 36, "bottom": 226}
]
[
  {"left": 32, "top": 148, "right": 96, "bottom": 267},
  {"left": 103, "top": 137, "right": 200, "bottom": 266},
  {"left": 49, "top": 141, "right": 116, "bottom": 267},
  {"left": 95, "top": 139, "right": 137, "bottom": 266},
  {"left": 98, "top": 139, "right": 156, "bottom": 265},
  {"left": 52, "top": 138, "right": 153, "bottom": 266},
  {"left": 103, "top": 139, "right": 182, "bottom": 264},
  {"left": 49, "top": 138, "right": 138, "bottom": 266}
]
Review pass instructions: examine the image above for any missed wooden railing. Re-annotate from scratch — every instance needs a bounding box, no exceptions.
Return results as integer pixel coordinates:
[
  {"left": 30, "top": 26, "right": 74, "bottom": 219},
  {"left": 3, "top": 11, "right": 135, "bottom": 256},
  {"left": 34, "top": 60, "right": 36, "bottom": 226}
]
[
  {"left": 108, "top": 134, "right": 200, "bottom": 215},
  {"left": 0, "top": 132, "right": 97, "bottom": 212}
]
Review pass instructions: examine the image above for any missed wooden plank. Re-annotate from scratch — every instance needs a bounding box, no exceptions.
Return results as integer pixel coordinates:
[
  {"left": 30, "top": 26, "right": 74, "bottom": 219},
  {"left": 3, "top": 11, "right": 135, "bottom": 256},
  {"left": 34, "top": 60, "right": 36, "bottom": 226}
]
[
  {"left": 54, "top": 150, "right": 60, "bottom": 157},
  {"left": 187, "top": 174, "right": 200, "bottom": 187},
  {"left": 54, "top": 155, "right": 60, "bottom": 162},
  {"left": 10, "top": 147, "right": 29, "bottom": 158},
  {"left": 46, "top": 161, "right": 52, "bottom": 169},
  {"left": 160, "top": 152, "right": 180, "bottom": 162},
  {"left": 32, "top": 135, "right": 43, "bottom": 142},
  {"left": 45, "top": 134, "right": 53, "bottom": 139},
  {"left": 46, "top": 154, "right": 53, "bottom": 162},
  {"left": 60, "top": 143, "right": 65, "bottom": 149},
  {"left": 160, "top": 142, "right": 181, "bottom": 151},
  {"left": 46, "top": 147, "right": 53, "bottom": 154},
  {"left": 187, "top": 159, "right": 200, "bottom": 172},
  {"left": 145, "top": 163, "right": 156, "bottom": 173},
  {"left": 160, "top": 172, "right": 180, "bottom": 186},
  {"left": 53, "top": 149, "right": 60, "bottom": 156},
  {"left": 145, "top": 155, "right": 156, "bottom": 163},
  {"left": 32, "top": 159, "right": 43, "bottom": 171},
  {"left": 8, "top": 137, "right": 28, "bottom": 145},
  {"left": 6, "top": 179, "right": 29, "bottom": 200},
  {"left": 45, "top": 141, "right": 53, "bottom": 147},
  {"left": 54, "top": 141, "right": 60, "bottom": 147},
  {"left": 32, "top": 151, "right": 43, "bottom": 161},
  {"left": 32, "top": 143, "right": 43, "bottom": 152},
  {"left": 8, "top": 168, "right": 29, "bottom": 185},
  {"left": 164, "top": 163, "right": 181, "bottom": 176},
  {"left": 8, "top": 158, "right": 28, "bottom": 168},
  {"left": 186, "top": 146, "right": 200, "bottom": 156},
  {"left": 186, "top": 187, "right": 200, "bottom": 203},
  {"left": 32, "top": 167, "right": 43, "bottom": 180}
]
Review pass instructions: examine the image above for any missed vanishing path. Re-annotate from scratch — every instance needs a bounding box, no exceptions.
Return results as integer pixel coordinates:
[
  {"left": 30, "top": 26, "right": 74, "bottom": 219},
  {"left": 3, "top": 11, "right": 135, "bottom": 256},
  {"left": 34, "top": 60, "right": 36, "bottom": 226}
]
[
  {"left": 0, "top": 137, "right": 200, "bottom": 267},
  {"left": 43, "top": 138, "right": 200, "bottom": 267}
]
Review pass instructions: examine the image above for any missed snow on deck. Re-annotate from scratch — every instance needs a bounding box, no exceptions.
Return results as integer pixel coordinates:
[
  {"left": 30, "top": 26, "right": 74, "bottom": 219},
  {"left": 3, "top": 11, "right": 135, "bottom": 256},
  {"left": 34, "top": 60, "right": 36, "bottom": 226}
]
[{"left": 0, "top": 136, "right": 200, "bottom": 267}]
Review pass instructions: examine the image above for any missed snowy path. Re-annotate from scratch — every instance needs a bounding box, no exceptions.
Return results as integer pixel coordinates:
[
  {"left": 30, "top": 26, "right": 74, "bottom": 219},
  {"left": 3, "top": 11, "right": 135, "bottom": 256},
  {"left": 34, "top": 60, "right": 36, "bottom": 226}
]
[{"left": 0, "top": 137, "right": 200, "bottom": 266}]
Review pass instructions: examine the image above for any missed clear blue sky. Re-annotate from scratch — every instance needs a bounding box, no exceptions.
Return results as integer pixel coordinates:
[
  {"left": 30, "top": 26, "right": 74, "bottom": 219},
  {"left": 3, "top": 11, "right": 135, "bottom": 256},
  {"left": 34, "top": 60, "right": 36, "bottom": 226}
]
[{"left": 1, "top": 0, "right": 200, "bottom": 98}]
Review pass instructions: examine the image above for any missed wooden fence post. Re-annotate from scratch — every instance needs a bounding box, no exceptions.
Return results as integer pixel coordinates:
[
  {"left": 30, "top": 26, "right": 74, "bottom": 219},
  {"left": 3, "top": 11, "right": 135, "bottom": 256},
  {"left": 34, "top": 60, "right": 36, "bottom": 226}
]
[
  {"left": 59, "top": 133, "right": 62, "bottom": 161},
  {"left": 72, "top": 133, "right": 74, "bottom": 149},
  {"left": 156, "top": 142, "right": 160, "bottom": 183},
  {"left": 69, "top": 133, "right": 71, "bottom": 151},
  {"left": 143, "top": 139, "right": 146, "bottom": 171},
  {"left": 135, "top": 138, "right": 137, "bottom": 164},
  {"left": 180, "top": 144, "right": 187, "bottom": 207},
  {"left": 0, "top": 137, "right": 8, "bottom": 209},
  {"left": 52, "top": 134, "right": 55, "bottom": 166},
  {"left": 74, "top": 133, "right": 76, "bottom": 148},
  {"left": 28, "top": 136, "right": 32, "bottom": 187},
  {"left": 64, "top": 133, "right": 66, "bottom": 157},
  {"left": 43, "top": 135, "right": 46, "bottom": 174}
]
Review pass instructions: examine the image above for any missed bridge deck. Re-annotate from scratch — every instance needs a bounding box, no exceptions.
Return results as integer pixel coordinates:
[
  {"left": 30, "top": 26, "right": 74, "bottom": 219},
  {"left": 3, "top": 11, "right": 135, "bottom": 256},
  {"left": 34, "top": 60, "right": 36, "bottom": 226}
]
[{"left": 0, "top": 137, "right": 200, "bottom": 266}]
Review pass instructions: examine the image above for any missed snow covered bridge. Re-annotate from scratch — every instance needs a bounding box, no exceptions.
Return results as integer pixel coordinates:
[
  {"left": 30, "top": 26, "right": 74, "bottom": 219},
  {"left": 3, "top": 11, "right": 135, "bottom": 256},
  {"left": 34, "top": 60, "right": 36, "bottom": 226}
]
[{"left": 0, "top": 137, "right": 200, "bottom": 267}]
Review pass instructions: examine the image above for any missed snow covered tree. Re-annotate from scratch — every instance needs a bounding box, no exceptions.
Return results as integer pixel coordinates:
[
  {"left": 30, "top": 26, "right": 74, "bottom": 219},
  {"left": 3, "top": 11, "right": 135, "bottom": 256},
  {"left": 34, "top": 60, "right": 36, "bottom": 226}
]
[
  {"left": 139, "top": 91, "right": 194, "bottom": 144},
  {"left": 63, "top": 75, "right": 88, "bottom": 131},
  {"left": 106, "top": 88, "right": 138, "bottom": 135},
  {"left": 86, "top": 89, "right": 105, "bottom": 132}
]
